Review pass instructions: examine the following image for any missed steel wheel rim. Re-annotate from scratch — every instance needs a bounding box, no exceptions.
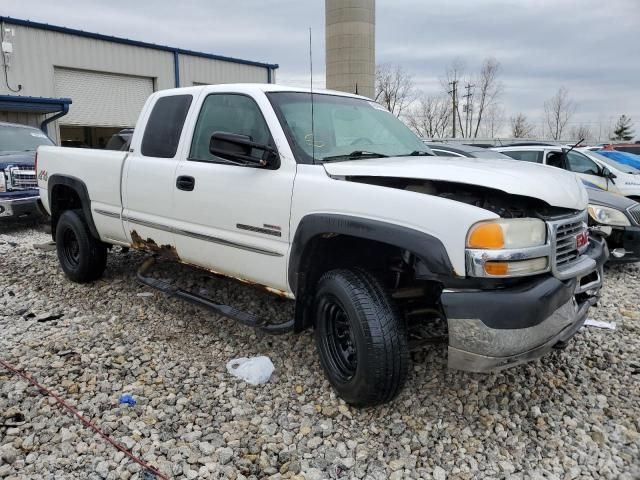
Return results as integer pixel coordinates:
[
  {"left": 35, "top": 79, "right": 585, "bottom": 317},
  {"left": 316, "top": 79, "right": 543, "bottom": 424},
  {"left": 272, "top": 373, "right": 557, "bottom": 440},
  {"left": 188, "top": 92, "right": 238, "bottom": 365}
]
[
  {"left": 62, "top": 228, "right": 80, "bottom": 268},
  {"left": 319, "top": 295, "right": 357, "bottom": 381}
]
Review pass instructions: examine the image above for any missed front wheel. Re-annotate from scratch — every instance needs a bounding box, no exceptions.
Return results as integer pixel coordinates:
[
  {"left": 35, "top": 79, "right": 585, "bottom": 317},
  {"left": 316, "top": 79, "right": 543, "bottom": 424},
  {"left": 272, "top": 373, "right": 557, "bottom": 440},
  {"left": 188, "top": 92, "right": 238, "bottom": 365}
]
[
  {"left": 314, "top": 268, "right": 409, "bottom": 406},
  {"left": 56, "top": 210, "right": 107, "bottom": 283}
]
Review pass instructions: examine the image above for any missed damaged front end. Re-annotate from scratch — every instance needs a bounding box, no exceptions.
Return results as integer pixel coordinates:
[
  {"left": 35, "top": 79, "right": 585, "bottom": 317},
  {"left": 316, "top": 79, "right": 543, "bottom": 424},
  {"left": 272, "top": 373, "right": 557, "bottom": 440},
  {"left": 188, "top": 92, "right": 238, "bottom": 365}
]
[
  {"left": 441, "top": 211, "right": 608, "bottom": 373},
  {"left": 343, "top": 175, "right": 607, "bottom": 372}
]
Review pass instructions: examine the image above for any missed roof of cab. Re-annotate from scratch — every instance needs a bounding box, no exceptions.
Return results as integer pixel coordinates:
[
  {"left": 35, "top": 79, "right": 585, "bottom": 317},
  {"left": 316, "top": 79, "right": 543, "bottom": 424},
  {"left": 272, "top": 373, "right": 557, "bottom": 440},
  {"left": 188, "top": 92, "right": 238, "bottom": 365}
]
[{"left": 152, "top": 83, "right": 371, "bottom": 101}]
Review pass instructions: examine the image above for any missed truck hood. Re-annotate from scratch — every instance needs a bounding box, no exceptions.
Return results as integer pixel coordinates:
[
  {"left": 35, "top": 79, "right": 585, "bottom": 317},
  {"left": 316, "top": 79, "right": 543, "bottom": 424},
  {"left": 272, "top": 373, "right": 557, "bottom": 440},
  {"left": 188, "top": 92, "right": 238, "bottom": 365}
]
[
  {"left": 0, "top": 151, "right": 35, "bottom": 169},
  {"left": 322, "top": 156, "right": 588, "bottom": 211}
]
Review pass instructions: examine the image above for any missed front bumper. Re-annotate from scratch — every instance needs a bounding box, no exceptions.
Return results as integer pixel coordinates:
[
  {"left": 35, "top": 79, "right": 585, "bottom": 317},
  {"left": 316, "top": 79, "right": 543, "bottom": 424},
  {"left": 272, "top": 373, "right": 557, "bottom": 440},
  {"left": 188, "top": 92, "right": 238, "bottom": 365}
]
[
  {"left": 0, "top": 194, "right": 40, "bottom": 218},
  {"left": 606, "top": 225, "right": 640, "bottom": 264},
  {"left": 442, "top": 236, "right": 607, "bottom": 373}
]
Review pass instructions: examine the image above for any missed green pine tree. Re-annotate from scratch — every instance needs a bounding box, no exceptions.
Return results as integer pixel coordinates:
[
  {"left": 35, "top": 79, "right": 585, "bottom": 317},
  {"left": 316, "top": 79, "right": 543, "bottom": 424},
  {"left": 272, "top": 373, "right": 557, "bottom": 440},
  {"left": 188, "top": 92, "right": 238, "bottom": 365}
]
[{"left": 611, "top": 115, "right": 634, "bottom": 141}]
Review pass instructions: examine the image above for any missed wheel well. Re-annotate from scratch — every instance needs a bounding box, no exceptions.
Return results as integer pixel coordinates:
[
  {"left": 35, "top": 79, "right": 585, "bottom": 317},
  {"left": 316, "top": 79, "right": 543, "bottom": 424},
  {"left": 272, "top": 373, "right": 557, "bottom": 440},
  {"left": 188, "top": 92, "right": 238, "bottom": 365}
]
[
  {"left": 50, "top": 184, "right": 83, "bottom": 238},
  {"left": 293, "top": 234, "right": 442, "bottom": 332}
]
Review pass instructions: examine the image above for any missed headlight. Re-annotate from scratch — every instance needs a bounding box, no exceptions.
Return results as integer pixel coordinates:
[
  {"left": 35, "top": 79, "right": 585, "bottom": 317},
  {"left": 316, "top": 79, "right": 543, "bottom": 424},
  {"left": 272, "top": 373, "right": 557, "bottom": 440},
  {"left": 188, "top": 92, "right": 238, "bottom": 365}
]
[
  {"left": 588, "top": 204, "right": 630, "bottom": 227},
  {"left": 467, "top": 218, "right": 547, "bottom": 249},
  {"left": 0, "top": 171, "right": 5, "bottom": 193}
]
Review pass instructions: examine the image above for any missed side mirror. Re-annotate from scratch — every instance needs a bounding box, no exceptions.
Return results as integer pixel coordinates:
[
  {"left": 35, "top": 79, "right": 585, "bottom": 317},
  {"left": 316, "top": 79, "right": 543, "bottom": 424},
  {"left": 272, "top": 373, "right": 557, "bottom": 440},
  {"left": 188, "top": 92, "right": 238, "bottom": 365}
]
[
  {"left": 602, "top": 167, "right": 617, "bottom": 179},
  {"left": 209, "top": 132, "right": 278, "bottom": 167}
]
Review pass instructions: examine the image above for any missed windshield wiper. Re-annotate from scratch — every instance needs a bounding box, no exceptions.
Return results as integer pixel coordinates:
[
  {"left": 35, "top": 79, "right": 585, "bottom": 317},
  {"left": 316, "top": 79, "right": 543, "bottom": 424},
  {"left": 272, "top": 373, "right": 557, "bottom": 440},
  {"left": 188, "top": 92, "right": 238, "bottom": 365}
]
[{"left": 322, "top": 151, "right": 389, "bottom": 162}]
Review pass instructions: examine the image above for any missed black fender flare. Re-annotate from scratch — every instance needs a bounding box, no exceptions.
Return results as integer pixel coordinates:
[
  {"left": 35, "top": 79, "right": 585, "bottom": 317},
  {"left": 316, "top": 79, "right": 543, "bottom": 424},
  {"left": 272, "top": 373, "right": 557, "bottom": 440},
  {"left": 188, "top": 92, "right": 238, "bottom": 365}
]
[
  {"left": 288, "top": 213, "right": 455, "bottom": 294},
  {"left": 48, "top": 174, "right": 99, "bottom": 239}
]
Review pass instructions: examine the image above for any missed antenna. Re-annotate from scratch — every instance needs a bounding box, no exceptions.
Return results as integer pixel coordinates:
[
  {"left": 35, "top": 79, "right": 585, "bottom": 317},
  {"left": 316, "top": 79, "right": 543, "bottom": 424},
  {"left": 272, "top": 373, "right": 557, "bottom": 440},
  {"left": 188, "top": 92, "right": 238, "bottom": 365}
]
[{"left": 309, "top": 27, "right": 316, "bottom": 164}]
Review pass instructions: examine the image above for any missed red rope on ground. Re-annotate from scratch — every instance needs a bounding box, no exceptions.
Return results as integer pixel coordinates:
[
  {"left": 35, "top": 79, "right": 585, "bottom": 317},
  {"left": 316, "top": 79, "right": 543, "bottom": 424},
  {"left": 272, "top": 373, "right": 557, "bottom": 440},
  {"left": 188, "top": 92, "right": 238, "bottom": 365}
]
[{"left": 0, "top": 358, "right": 170, "bottom": 480}]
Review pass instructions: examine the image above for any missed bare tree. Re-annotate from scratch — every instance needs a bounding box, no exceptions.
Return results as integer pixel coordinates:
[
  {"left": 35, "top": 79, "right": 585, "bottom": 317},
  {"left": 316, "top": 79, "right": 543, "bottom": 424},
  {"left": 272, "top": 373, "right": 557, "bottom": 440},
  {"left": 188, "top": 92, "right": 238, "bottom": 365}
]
[
  {"left": 511, "top": 113, "right": 535, "bottom": 138},
  {"left": 570, "top": 124, "right": 593, "bottom": 143},
  {"left": 406, "top": 95, "right": 452, "bottom": 139},
  {"left": 480, "top": 104, "right": 505, "bottom": 138},
  {"left": 472, "top": 58, "right": 503, "bottom": 138},
  {"left": 375, "top": 64, "right": 414, "bottom": 117},
  {"left": 439, "top": 58, "right": 503, "bottom": 138},
  {"left": 544, "top": 87, "right": 576, "bottom": 140}
]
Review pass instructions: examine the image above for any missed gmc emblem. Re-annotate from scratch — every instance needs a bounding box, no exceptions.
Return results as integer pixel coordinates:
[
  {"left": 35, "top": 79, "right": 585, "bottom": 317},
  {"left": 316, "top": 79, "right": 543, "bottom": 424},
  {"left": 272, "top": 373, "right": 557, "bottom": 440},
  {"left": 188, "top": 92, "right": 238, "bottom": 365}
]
[{"left": 576, "top": 231, "right": 588, "bottom": 250}]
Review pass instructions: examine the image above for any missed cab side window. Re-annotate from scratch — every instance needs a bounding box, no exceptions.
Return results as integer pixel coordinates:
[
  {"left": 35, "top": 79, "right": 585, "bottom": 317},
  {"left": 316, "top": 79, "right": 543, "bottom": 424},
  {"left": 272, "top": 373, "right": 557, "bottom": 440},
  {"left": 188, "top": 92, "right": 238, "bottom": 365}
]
[
  {"left": 566, "top": 151, "right": 600, "bottom": 175},
  {"left": 501, "top": 150, "right": 543, "bottom": 163},
  {"left": 190, "top": 94, "right": 271, "bottom": 163},
  {"left": 141, "top": 95, "right": 193, "bottom": 158}
]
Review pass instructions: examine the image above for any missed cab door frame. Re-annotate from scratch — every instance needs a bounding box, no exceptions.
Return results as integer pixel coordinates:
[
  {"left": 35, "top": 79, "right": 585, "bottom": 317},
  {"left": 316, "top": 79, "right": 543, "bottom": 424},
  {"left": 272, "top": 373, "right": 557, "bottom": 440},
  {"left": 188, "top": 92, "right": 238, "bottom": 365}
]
[{"left": 169, "top": 86, "right": 298, "bottom": 293}]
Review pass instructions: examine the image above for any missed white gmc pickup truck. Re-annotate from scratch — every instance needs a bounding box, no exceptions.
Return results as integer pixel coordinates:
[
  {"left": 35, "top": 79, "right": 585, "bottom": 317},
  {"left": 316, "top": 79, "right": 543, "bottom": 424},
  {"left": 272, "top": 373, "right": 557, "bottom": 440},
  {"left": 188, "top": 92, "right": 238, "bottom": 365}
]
[{"left": 37, "top": 84, "right": 607, "bottom": 406}]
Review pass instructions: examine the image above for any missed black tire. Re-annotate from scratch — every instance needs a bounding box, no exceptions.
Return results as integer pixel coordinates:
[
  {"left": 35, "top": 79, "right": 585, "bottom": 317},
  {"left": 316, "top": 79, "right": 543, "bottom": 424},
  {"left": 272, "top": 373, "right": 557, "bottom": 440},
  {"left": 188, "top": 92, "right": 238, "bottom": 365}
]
[
  {"left": 314, "top": 268, "right": 409, "bottom": 406},
  {"left": 56, "top": 209, "right": 107, "bottom": 283}
]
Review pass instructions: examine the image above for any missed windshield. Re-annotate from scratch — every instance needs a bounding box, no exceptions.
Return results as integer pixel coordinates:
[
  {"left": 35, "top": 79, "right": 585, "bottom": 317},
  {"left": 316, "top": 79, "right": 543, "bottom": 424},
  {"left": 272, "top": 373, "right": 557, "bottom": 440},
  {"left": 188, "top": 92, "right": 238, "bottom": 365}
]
[
  {"left": 267, "top": 92, "right": 431, "bottom": 163},
  {"left": 587, "top": 151, "right": 640, "bottom": 174},
  {"left": 0, "top": 125, "right": 53, "bottom": 154}
]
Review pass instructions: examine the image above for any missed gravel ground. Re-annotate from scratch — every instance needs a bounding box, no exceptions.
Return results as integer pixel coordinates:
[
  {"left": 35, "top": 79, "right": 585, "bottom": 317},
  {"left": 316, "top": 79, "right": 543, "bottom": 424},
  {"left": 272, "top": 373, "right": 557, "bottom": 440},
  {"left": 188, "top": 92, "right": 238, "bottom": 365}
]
[{"left": 1, "top": 219, "right": 639, "bottom": 480}]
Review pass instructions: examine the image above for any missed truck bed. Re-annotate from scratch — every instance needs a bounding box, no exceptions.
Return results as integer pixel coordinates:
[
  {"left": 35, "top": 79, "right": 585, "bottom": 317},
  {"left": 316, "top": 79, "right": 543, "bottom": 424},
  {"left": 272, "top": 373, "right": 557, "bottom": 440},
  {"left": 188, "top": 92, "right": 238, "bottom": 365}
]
[{"left": 37, "top": 146, "right": 128, "bottom": 243}]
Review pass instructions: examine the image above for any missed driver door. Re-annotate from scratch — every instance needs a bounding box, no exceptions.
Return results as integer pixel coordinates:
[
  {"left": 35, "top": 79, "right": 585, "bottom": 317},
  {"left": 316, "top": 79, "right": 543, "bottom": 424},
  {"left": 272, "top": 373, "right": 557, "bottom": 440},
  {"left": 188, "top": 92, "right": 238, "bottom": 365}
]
[
  {"left": 563, "top": 150, "right": 614, "bottom": 191},
  {"left": 171, "top": 93, "right": 295, "bottom": 292}
]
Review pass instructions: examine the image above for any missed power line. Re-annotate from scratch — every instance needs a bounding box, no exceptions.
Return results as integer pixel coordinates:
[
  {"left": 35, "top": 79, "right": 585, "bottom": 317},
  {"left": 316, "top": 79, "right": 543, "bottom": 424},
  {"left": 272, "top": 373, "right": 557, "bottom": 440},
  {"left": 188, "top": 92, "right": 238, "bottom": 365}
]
[
  {"left": 462, "top": 83, "right": 474, "bottom": 137},
  {"left": 448, "top": 80, "right": 458, "bottom": 138}
]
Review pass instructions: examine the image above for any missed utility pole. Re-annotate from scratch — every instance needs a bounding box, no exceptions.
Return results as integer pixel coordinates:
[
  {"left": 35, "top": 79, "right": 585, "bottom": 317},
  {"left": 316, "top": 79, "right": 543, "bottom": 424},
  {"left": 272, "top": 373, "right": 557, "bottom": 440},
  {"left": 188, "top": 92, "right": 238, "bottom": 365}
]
[
  {"left": 462, "top": 83, "right": 474, "bottom": 138},
  {"left": 449, "top": 80, "right": 458, "bottom": 138}
]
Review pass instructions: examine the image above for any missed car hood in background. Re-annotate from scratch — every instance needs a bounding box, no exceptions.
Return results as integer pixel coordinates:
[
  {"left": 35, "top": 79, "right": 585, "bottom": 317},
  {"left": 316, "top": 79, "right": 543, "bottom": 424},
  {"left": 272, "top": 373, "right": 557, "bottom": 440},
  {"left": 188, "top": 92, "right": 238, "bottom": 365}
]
[
  {"left": 323, "top": 156, "right": 588, "bottom": 211},
  {"left": 0, "top": 151, "right": 36, "bottom": 169},
  {"left": 586, "top": 187, "right": 638, "bottom": 210}
]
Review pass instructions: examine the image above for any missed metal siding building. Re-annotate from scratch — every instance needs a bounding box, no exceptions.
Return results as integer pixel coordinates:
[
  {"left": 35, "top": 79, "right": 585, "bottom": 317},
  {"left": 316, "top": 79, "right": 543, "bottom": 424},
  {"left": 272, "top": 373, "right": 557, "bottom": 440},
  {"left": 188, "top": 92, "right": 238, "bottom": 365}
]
[{"left": 0, "top": 17, "right": 278, "bottom": 146}]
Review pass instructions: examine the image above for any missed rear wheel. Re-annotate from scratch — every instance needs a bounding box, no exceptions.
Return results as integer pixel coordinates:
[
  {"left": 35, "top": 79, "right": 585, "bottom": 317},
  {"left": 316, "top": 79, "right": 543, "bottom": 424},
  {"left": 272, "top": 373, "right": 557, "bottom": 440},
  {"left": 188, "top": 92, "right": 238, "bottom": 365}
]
[
  {"left": 314, "top": 268, "right": 409, "bottom": 406},
  {"left": 56, "top": 210, "right": 107, "bottom": 283}
]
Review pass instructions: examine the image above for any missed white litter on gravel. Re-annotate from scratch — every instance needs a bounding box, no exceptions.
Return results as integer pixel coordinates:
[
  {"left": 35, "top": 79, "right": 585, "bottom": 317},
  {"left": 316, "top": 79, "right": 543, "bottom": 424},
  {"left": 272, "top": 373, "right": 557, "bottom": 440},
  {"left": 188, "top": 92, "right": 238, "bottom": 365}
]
[
  {"left": 583, "top": 318, "right": 617, "bottom": 330},
  {"left": 226, "top": 356, "right": 275, "bottom": 385}
]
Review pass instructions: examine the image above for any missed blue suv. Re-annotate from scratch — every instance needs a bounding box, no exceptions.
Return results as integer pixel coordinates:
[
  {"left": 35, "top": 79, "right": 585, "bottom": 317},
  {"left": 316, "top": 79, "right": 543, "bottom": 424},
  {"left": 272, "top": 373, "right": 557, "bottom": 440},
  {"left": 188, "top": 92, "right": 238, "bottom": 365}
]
[{"left": 0, "top": 122, "right": 53, "bottom": 219}]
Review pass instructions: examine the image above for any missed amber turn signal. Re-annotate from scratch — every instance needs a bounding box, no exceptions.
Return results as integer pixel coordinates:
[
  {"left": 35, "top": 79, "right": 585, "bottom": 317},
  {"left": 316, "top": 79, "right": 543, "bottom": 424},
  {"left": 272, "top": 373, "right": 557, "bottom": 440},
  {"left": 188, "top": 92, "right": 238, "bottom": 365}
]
[
  {"left": 484, "top": 261, "right": 509, "bottom": 276},
  {"left": 467, "top": 223, "right": 505, "bottom": 249}
]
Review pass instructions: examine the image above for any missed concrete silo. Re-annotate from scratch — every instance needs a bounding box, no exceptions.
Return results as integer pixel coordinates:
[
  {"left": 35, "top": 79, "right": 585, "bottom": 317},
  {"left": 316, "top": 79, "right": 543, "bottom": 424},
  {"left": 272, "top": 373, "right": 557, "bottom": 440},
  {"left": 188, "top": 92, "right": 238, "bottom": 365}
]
[{"left": 325, "top": 0, "right": 375, "bottom": 99}]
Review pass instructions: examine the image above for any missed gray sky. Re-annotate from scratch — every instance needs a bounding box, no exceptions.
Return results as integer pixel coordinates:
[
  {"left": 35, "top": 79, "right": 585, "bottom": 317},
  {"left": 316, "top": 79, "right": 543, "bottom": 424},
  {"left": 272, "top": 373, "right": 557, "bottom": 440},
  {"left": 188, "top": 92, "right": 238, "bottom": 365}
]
[{"left": 3, "top": 0, "right": 639, "bottom": 138}]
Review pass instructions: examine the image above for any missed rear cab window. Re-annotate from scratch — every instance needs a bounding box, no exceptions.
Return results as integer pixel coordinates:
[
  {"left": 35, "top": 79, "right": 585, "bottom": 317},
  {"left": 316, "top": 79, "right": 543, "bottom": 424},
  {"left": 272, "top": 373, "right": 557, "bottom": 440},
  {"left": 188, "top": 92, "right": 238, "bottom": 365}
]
[{"left": 141, "top": 95, "right": 193, "bottom": 158}]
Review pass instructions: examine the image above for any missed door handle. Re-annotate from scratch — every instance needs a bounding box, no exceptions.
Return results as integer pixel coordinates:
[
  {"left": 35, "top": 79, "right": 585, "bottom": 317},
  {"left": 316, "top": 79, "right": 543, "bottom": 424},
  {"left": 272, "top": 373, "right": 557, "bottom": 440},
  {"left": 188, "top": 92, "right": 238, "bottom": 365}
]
[{"left": 176, "top": 175, "right": 195, "bottom": 191}]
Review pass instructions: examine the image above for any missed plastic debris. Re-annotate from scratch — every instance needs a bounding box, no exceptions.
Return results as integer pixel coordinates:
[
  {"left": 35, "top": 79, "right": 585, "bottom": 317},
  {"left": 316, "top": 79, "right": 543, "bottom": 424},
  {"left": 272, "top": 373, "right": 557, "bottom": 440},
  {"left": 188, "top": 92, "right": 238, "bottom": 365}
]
[
  {"left": 136, "top": 292, "right": 154, "bottom": 297},
  {"left": 119, "top": 394, "right": 137, "bottom": 407},
  {"left": 226, "top": 356, "right": 274, "bottom": 385},
  {"left": 583, "top": 319, "right": 616, "bottom": 330}
]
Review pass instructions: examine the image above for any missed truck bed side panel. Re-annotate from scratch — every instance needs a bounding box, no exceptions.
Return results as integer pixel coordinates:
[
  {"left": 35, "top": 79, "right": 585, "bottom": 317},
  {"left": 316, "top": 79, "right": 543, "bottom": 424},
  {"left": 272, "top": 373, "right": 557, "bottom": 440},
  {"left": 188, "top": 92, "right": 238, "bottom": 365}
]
[{"left": 37, "top": 146, "right": 128, "bottom": 244}]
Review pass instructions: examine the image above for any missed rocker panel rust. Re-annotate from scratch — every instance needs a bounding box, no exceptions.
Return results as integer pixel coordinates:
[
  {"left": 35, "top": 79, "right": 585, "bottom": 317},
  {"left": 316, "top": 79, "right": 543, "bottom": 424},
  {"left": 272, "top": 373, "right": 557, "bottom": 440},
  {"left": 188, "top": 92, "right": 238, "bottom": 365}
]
[
  {"left": 128, "top": 230, "right": 293, "bottom": 299},
  {"left": 130, "top": 230, "right": 179, "bottom": 260}
]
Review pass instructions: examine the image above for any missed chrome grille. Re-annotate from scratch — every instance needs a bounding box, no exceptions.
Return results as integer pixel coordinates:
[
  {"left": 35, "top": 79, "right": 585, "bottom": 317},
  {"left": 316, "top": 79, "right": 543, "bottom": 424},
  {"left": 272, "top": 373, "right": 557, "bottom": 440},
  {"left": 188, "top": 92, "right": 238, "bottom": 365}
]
[
  {"left": 6, "top": 165, "right": 37, "bottom": 190},
  {"left": 553, "top": 218, "right": 585, "bottom": 269},
  {"left": 629, "top": 204, "right": 640, "bottom": 226}
]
